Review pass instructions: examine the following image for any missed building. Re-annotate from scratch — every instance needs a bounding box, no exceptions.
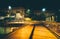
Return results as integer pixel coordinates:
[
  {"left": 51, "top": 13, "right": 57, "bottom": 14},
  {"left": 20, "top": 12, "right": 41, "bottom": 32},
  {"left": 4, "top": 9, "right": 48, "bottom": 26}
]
[
  {"left": 33, "top": 10, "right": 55, "bottom": 22},
  {"left": 4, "top": 7, "right": 25, "bottom": 22}
]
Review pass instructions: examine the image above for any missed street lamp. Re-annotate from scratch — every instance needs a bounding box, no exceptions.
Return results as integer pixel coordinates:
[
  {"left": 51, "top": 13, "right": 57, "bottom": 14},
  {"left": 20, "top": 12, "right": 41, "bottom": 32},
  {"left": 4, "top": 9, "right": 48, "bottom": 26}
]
[
  {"left": 42, "top": 8, "right": 46, "bottom": 12},
  {"left": 8, "top": 6, "right": 12, "bottom": 17},
  {"left": 8, "top": 6, "right": 12, "bottom": 10},
  {"left": 26, "top": 9, "right": 31, "bottom": 17},
  {"left": 26, "top": 9, "right": 30, "bottom": 14},
  {"left": 41, "top": 8, "right": 46, "bottom": 21}
]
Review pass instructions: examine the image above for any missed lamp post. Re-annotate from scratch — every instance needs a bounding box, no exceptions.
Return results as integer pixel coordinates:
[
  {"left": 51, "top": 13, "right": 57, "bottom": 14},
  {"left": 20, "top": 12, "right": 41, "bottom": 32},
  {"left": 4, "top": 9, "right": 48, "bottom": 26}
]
[
  {"left": 8, "top": 6, "right": 12, "bottom": 17},
  {"left": 41, "top": 8, "right": 46, "bottom": 21},
  {"left": 8, "top": 6, "right": 12, "bottom": 10},
  {"left": 42, "top": 8, "right": 46, "bottom": 12},
  {"left": 26, "top": 9, "right": 31, "bottom": 17}
]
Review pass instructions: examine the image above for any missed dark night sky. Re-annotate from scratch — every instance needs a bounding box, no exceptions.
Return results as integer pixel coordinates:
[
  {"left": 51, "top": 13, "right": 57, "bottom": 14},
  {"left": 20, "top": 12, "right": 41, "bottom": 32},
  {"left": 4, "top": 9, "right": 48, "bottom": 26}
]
[{"left": 0, "top": 0, "right": 60, "bottom": 10}]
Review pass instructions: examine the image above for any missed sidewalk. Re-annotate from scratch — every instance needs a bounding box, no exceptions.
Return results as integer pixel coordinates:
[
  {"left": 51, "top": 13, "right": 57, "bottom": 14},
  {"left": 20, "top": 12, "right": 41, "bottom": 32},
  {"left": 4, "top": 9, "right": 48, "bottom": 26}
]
[{"left": 45, "top": 22, "right": 60, "bottom": 38}]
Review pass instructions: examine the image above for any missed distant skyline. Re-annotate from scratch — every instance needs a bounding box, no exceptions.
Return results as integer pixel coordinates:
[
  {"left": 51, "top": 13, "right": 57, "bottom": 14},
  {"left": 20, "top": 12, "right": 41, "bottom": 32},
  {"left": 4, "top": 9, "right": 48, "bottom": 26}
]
[{"left": 0, "top": 0, "right": 60, "bottom": 10}]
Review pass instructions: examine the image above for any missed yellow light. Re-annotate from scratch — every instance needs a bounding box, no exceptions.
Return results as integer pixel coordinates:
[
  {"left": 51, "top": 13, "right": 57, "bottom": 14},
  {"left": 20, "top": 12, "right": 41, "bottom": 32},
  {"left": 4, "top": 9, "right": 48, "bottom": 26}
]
[{"left": 24, "top": 18, "right": 31, "bottom": 21}]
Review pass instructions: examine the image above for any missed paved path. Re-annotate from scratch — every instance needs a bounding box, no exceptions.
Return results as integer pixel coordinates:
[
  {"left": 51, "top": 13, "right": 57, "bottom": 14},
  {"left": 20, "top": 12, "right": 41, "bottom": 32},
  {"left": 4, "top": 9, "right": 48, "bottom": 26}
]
[
  {"left": 5, "top": 25, "right": 57, "bottom": 39},
  {"left": 32, "top": 26, "right": 57, "bottom": 39}
]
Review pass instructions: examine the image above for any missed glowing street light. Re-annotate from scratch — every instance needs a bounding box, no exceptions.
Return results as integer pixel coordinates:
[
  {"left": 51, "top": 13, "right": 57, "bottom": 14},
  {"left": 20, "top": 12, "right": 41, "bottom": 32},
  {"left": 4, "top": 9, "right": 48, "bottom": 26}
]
[
  {"left": 8, "top": 6, "right": 12, "bottom": 10},
  {"left": 42, "top": 8, "right": 46, "bottom": 12},
  {"left": 26, "top": 9, "right": 31, "bottom": 14},
  {"left": 27, "top": 9, "right": 30, "bottom": 12},
  {"left": 8, "top": 6, "right": 12, "bottom": 17}
]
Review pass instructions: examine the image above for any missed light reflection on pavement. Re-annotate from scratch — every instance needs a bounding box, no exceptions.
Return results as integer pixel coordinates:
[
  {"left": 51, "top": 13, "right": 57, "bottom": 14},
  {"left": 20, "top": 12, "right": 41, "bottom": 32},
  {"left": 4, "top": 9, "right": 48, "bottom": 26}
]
[
  {"left": 6, "top": 25, "right": 34, "bottom": 39},
  {"left": 5, "top": 25, "right": 57, "bottom": 39},
  {"left": 32, "top": 26, "right": 57, "bottom": 39}
]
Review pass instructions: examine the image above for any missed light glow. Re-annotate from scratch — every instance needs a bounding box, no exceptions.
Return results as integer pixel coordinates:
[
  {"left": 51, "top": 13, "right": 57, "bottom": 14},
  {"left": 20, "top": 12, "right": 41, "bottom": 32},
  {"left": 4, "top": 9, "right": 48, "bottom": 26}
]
[
  {"left": 42, "top": 8, "right": 46, "bottom": 12},
  {"left": 8, "top": 6, "right": 12, "bottom": 10}
]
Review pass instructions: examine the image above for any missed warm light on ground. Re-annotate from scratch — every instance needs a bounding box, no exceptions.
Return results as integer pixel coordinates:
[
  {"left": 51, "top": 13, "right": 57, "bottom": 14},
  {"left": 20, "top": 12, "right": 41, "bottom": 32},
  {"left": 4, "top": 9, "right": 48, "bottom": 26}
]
[
  {"left": 5, "top": 25, "right": 57, "bottom": 39},
  {"left": 24, "top": 18, "right": 32, "bottom": 21},
  {"left": 6, "top": 25, "right": 34, "bottom": 39},
  {"left": 32, "top": 26, "right": 57, "bottom": 39}
]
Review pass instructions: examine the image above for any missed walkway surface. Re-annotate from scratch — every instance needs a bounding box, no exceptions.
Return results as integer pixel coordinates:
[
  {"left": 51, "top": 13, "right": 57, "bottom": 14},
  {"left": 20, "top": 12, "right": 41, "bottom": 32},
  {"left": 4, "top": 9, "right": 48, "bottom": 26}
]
[{"left": 4, "top": 25, "right": 57, "bottom": 39}]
